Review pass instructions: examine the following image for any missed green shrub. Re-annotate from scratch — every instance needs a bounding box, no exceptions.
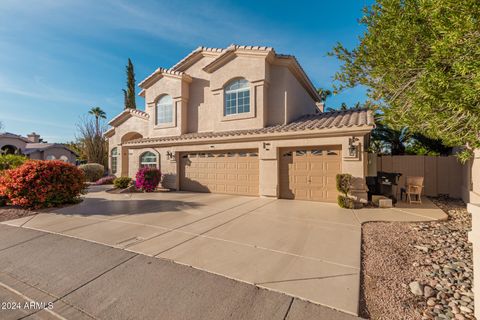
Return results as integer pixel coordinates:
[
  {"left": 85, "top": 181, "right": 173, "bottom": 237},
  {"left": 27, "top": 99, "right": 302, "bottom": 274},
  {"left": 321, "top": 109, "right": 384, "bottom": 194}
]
[
  {"left": 336, "top": 174, "right": 355, "bottom": 209},
  {"left": 337, "top": 195, "right": 355, "bottom": 209},
  {"left": 113, "top": 177, "right": 132, "bottom": 189},
  {"left": 78, "top": 163, "right": 104, "bottom": 182},
  {"left": 336, "top": 173, "right": 352, "bottom": 196},
  {"left": 0, "top": 155, "right": 27, "bottom": 171},
  {"left": 0, "top": 160, "right": 86, "bottom": 209}
]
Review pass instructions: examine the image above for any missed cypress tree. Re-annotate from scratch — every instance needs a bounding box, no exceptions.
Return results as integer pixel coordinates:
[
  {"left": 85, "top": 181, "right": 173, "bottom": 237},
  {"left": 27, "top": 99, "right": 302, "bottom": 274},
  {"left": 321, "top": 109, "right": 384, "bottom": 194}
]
[{"left": 124, "top": 58, "right": 136, "bottom": 109}]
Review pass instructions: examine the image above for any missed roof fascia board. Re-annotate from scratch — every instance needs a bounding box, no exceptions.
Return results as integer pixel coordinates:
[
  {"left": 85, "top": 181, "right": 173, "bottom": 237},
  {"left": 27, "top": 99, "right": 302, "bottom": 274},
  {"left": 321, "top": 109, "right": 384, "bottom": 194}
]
[{"left": 125, "top": 125, "right": 373, "bottom": 148}]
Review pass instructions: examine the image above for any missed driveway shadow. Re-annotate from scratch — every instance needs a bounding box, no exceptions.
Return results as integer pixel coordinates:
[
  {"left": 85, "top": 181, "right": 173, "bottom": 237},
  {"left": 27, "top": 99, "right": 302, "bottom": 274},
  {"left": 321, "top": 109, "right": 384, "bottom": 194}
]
[{"left": 49, "top": 197, "right": 205, "bottom": 218}]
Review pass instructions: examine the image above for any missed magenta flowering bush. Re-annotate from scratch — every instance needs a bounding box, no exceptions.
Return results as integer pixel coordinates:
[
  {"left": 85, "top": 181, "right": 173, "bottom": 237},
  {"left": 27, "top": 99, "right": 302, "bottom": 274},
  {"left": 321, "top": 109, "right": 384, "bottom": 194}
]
[
  {"left": 135, "top": 167, "right": 161, "bottom": 192},
  {"left": 95, "top": 175, "right": 116, "bottom": 185}
]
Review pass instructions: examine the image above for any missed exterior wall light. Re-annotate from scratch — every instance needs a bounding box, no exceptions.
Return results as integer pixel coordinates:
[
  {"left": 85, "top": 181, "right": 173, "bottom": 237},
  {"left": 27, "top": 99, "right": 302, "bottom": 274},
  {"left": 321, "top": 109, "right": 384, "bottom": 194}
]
[
  {"left": 263, "top": 142, "right": 271, "bottom": 151},
  {"left": 166, "top": 151, "right": 174, "bottom": 160},
  {"left": 348, "top": 137, "right": 360, "bottom": 157}
]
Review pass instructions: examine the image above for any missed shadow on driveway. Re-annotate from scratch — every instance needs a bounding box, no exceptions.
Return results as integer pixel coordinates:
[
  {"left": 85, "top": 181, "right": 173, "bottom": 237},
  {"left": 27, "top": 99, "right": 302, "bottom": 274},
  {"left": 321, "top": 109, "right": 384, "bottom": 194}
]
[{"left": 49, "top": 197, "right": 206, "bottom": 218}]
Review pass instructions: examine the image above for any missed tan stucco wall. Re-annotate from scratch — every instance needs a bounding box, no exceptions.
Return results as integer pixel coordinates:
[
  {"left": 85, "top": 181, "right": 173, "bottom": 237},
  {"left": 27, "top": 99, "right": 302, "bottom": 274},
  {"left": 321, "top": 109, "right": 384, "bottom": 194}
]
[
  {"left": 121, "top": 133, "right": 369, "bottom": 201},
  {"left": 269, "top": 65, "right": 318, "bottom": 124},
  {"left": 43, "top": 147, "right": 76, "bottom": 163},
  {"left": 135, "top": 53, "right": 319, "bottom": 138},
  {"left": 108, "top": 115, "right": 149, "bottom": 175},
  {"left": 144, "top": 75, "right": 190, "bottom": 137},
  {"left": 183, "top": 56, "right": 216, "bottom": 133}
]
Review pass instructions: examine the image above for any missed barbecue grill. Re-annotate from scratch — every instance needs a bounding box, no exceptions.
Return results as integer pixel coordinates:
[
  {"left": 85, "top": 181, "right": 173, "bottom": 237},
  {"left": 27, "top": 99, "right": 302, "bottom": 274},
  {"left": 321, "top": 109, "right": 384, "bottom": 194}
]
[{"left": 366, "top": 171, "right": 402, "bottom": 203}]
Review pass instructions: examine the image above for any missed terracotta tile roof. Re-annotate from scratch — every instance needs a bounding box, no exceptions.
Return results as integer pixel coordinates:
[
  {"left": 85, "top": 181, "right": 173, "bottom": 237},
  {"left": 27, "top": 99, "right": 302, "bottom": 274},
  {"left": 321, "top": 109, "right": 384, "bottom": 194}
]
[
  {"left": 23, "top": 143, "right": 78, "bottom": 156},
  {"left": 0, "top": 132, "right": 30, "bottom": 143},
  {"left": 170, "top": 46, "right": 225, "bottom": 71},
  {"left": 108, "top": 108, "right": 149, "bottom": 126},
  {"left": 138, "top": 68, "right": 191, "bottom": 90},
  {"left": 125, "top": 109, "right": 374, "bottom": 146}
]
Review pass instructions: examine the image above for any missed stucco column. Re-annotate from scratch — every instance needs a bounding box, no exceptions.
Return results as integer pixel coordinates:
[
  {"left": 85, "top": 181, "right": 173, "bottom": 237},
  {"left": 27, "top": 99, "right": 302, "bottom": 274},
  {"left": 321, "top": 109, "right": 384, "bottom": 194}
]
[
  {"left": 259, "top": 143, "right": 278, "bottom": 198},
  {"left": 341, "top": 136, "right": 368, "bottom": 203},
  {"left": 252, "top": 79, "right": 268, "bottom": 128},
  {"left": 174, "top": 97, "right": 188, "bottom": 135},
  {"left": 467, "top": 203, "right": 480, "bottom": 319}
]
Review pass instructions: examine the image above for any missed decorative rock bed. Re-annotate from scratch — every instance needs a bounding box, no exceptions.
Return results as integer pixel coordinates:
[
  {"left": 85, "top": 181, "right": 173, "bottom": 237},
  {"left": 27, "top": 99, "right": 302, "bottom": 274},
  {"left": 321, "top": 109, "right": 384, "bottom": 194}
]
[{"left": 361, "top": 197, "right": 475, "bottom": 320}]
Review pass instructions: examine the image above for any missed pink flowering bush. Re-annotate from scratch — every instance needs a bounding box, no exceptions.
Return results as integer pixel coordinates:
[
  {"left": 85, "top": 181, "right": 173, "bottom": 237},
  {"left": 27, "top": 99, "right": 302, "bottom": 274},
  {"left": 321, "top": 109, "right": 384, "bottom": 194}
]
[
  {"left": 0, "top": 160, "right": 86, "bottom": 208},
  {"left": 135, "top": 167, "right": 161, "bottom": 192},
  {"left": 95, "top": 175, "right": 116, "bottom": 185}
]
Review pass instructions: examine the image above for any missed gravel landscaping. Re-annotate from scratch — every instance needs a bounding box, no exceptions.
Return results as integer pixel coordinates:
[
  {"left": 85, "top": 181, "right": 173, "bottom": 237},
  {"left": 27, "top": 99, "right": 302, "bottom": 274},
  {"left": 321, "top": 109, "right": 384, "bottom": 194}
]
[
  {"left": 360, "top": 197, "right": 475, "bottom": 320},
  {"left": 0, "top": 207, "right": 36, "bottom": 223}
]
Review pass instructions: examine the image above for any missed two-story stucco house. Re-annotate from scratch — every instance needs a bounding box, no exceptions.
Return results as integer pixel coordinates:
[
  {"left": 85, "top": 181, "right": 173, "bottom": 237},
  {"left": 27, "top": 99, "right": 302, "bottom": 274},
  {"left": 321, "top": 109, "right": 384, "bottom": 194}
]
[{"left": 106, "top": 45, "right": 374, "bottom": 202}]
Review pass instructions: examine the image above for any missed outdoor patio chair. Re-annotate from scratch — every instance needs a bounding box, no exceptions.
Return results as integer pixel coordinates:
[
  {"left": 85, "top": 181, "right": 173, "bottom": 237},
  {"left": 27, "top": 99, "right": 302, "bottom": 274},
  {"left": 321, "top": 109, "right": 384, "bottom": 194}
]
[{"left": 404, "top": 176, "right": 424, "bottom": 204}]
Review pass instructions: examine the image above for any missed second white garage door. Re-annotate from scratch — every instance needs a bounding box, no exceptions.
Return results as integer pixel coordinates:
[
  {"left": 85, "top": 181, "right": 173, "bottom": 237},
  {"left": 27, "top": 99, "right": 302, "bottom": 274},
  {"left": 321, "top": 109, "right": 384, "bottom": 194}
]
[{"left": 180, "top": 150, "right": 259, "bottom": 196}]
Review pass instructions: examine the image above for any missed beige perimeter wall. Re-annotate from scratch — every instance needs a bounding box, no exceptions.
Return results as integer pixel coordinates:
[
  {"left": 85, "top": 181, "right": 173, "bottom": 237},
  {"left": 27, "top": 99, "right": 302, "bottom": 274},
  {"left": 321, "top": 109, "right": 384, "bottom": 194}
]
[{"left": 377, "top": 155, "right": 464, "bottom": 198}]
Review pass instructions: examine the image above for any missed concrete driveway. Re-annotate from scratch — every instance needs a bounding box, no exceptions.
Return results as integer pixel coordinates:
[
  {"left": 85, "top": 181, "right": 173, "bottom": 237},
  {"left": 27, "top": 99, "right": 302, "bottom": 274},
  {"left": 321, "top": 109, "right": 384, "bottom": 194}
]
[{"left": 3, "top": 186, "right": 446, "bottom": 316}]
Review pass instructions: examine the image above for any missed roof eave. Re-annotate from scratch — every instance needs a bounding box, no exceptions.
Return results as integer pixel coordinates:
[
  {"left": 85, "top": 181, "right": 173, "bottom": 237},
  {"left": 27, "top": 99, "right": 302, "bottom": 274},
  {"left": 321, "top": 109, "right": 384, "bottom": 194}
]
[{"left": 124, "top": 125, "right": 373, "bottom": 148}]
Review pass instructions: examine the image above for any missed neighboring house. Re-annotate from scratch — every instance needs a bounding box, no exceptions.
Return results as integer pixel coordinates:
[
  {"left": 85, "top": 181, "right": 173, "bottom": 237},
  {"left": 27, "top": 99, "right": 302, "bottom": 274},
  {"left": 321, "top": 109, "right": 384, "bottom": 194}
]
[
  {"left": 106, "top": 45, "right": 375, "bottom": 202},
  {"left": 0, "top": 132, "right": 77, "bottom": 164}
]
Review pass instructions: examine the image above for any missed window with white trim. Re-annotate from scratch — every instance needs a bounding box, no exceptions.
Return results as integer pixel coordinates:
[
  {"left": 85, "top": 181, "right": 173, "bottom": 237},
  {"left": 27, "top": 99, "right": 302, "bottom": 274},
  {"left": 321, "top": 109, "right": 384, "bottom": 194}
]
[
  {"left": 111, "top": 147, "right": 118, "bottom": 174},
  {"left": 46, "top": 155, "right": 56, "bottom": 160},
  {"left": 224, "top": 79, "right": 250, "bottom": 116},
  {"left": 140, "top": 151, "right": 157, "bottom": 168},
  {"left": 59, "top": 155, "right": 69, "bottom": 162},
  {"left": 156, "top": 95, "right": 173, "bottom": 124}
]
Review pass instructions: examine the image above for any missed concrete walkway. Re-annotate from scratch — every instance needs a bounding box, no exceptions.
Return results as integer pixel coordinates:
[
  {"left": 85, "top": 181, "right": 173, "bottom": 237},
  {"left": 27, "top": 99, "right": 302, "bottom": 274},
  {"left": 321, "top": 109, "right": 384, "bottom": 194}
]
[
  {"left": 2, "top": 186, "right": 447, "bottom": 317},
  {"left": 0, "top": 224, "right": 360, "bottom": 320}
]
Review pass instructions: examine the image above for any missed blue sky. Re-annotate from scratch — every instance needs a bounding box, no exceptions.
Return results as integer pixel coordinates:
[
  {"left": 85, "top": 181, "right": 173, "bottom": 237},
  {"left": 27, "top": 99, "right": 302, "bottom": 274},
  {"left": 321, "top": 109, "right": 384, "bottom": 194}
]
[{"left": 0, "top": 0, "right": 371, "bottom": 143}]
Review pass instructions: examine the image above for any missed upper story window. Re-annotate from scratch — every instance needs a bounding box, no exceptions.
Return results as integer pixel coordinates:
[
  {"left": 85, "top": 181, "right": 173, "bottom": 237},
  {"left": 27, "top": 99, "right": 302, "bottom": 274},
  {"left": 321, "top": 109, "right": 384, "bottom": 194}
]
[
  {"left": 156, "top": 95, "right": 173, "bottom": 125},
  {"left": 111, "top": 147, "right": 118, "bottom": 174},
  {"left": 224, "top": 79, "right": 250, "bottom": 116}
]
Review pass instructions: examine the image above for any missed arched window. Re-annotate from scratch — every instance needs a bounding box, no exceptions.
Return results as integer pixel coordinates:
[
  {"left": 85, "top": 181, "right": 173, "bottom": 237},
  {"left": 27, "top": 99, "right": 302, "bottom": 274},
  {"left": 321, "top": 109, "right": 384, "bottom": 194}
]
[
  {"left": 111, "top": 147, "right": 118, "bottom": 174},
  {"left": 46, "top": 155, "right": 56, "bottom": 160},
  {"left": 140, "top": 151, "right": 157, "bottom": 168},
  {"left": 59, "top": 155, "right": 69, "bottom": 162},
  {"left": 156, "top": 95, "right": 173, "bottom": 124},
  {"left": 224, "top": 79, "right": 250, "bottom": 116}
]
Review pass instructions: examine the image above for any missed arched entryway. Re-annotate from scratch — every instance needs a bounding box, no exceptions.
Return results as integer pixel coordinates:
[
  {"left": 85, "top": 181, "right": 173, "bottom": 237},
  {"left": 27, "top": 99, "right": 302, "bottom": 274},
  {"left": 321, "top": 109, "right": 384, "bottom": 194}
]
[
  {"left": 120, "top": 132, "right": 143, "bottom": 176},
  {"left": 0, "top": 145, "right": 20, "bottom": 155}
]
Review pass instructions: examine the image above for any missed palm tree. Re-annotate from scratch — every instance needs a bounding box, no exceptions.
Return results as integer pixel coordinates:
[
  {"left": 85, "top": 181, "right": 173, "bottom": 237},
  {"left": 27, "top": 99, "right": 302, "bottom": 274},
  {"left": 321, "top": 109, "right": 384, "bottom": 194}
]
[
  {"left": 372, "top": 124, "right": 410, "bottom": 155},
  {"left": 316, "top": 88, "right": 332, "bottom": 103},
  {"left": 340, "top": 102, "right": 348, "bottom": 111},
  {"left": 88, "top": 107, "right": 106, "bottom": 135}
]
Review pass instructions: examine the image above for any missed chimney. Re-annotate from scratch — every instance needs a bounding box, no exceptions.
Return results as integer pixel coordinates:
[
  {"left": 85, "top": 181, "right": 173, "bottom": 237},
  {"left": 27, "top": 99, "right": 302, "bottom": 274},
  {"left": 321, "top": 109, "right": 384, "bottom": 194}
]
[{"left": 27, "top": 132, "right": 40, "bottom": 143}]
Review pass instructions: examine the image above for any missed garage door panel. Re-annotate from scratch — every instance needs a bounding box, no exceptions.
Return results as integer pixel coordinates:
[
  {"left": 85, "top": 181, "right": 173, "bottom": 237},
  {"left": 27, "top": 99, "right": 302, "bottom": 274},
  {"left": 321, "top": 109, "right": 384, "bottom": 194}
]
[
  {"left": 181, "top": 150, "right": 259, "bottom": 196},
  {"left": 280, "top": 147, "right": 341, "bottom": 202}
]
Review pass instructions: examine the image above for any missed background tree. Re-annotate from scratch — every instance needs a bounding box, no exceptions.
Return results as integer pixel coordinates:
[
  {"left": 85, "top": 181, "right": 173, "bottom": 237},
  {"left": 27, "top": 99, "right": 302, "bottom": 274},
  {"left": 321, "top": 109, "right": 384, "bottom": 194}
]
[
  {"left": 370, "top": 113, "right": 452, "bottom": 156},
  {"left": 124, "top": 58, "right": 136, "bottom": 109},
  {"left": 371, "top": 122, "right": 410, "bottom": 155},
  {"left": 88, "top": 107, "right": 106, "bottom": 135},
  {"left": 316, "top": 88, "right": 332, "bottom": 103},
  {"left": 64, "top": 140, "right": 87, "bottom": 163},
  {"left": 330, "top": 0, "right": 480, "bottom": 162},
  {"left": 76, "top": 110, "right": 108, "bottom": 167}
]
